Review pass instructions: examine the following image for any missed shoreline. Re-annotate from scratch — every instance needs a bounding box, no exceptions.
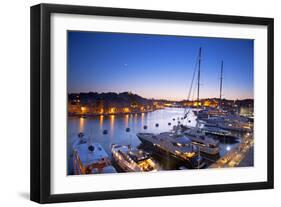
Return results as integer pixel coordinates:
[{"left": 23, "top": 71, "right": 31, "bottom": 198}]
[
  {"left": 68, "top": 109, "right": 162, "bottom": 118},
  {"left": 67, "top": 106, "right": 190, "bottom": 118}
]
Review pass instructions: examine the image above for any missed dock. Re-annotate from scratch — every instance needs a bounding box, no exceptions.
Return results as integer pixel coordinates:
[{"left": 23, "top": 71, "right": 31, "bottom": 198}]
[{"left": 210, "top": 133, "right": 254, "bottom": 168}]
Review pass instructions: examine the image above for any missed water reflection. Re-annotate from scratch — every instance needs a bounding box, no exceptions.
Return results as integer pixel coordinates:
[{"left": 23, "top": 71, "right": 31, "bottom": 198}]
[
  {"left": 124, "top": 114, "right": 129, "bottom": 128},
  {"left": 79, "top": 117, "right": 85, "bottom": 132},
  {"left": 109, "top": 115, "right": 115, "bottom": 132},
  {"left": 99, "top": 115, "right": 104, "bottom": 128},
  {"left": 141, "top": 113, "right": 145, "bottom": 126}
]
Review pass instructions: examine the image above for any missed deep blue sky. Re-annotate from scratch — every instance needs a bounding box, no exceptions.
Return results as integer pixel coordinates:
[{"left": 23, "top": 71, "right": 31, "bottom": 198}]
[{"left": 68, "top": 31, "right": 253, "bottom": 101}]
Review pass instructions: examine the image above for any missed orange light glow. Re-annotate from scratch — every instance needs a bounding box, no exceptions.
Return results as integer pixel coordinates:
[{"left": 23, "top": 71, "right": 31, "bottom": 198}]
[
  {"left": 79, "top": 117, "right": 85, "bottom": 132},
  {"left": 109, "top": 107, "right": 116, "bottom": 114},
  {"left": 99, "top": 115, "right": 104, "bottom": 127},
  {"left": 123, "top": 107, "right": 130, "bottom": 113}
]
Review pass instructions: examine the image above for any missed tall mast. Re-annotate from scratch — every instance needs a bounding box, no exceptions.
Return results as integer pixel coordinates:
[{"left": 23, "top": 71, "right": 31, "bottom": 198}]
[
  {"left": 195, "top": 47, "right": 202, "bottom": 128},
  {"left": 197, "top": 47, "right": 202, "bottom": 106},
  {"left": 219, "top": 61, "right": 223, "bottom": 109}
]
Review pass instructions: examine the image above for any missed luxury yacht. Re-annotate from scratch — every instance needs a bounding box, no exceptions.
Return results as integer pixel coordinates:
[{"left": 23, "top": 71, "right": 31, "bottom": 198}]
[
  {"left": 182, "top": 127, "right": 220, "bottom": 155},
  {"left": 197, "top": 108, "right": 228, "bottom": 119},
  {"left": 73, "top": 142, "right": 116, "bottom": 175},
  {"left": 201, "top": 126, "right": 231, "bottom": 136},
  {"left": 202, "top": 115, "right": 253, "bottom": 133},
  {"left": 137, "top": 132, "right": 205, "bottom": 169},
  {"left": 111, "top": 144, "right": 158, "bottom": 172},
  {"left": 200, "top": 126, "right": 240, "bottom": 142}
]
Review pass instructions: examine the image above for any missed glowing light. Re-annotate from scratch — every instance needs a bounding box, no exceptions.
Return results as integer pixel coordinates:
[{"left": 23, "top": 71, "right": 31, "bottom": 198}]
[
  {"left": 124, "top": 114, "right": 129, "bottom": 127},
  {"left": 164, "top": 103, "right": 172, "bottom": 107},
  {"left": 99, "top": 115, "right": 104, "bottom": 127},
  {"left": 79, "top": 117, "right": 85, "bottom": 133},
  {"left": 123, "top": 107, "right": 130, "bottom": 113},
  {"left": 100, "top": 108, "right": 104, "bottom": 114},
  {"left": 184, "top": 152, "right": 195, "bottom": 158},
  {"left": 226, "top": 146, "right": 231, "bottom": 151},
  {"left": 109, "top": 107, "right": 116, "bottom": 114},
  {"left": 109, "top": 115, "right": 115, "bottom": 134},
  {"left": 193, "top": 101, "right": 202, "bottom": 107},
  {"left": 81, "top": 107, "right": 86, "bottom": 113}
]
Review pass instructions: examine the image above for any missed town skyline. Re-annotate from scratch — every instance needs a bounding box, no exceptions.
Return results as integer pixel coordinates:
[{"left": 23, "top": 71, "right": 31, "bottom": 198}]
[
  {"left": 68, "top": 91, "right": 253, "bottom": 102},
  {"left": 68, "top": 31, "right": 254, "bottom": 101}
]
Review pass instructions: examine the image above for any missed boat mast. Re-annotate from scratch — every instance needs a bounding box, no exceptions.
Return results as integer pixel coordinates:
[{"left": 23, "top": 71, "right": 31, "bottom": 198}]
[
  {"left": 195, "top": 47, "right": 202, "bottom": 128},
  {"left": 197, "top": 47, "right": 202, "bottom": 107},
  {"left": 219, "top": 61, "right": 223, "bottom": 109}
]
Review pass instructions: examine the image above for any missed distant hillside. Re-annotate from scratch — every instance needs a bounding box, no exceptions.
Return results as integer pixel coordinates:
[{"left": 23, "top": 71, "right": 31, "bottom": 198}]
[
  {"left": 68, "top": 92, "right": 153, "bottom": 107},
  {"left": 68, "top": 92, "right": 156, "bottom": 115}
]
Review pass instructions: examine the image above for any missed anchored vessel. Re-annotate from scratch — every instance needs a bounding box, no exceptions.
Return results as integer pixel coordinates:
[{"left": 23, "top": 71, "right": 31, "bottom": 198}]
[
  {"left": 111, "top": 144, "right": 158, "bottom": 172},
  {"left": 201, "top": 115, "right": 253, "bottom": 133},
  {"left": 200, "top": 125, "right": 239, "bottom": 141},
  {"left": 73, "top": 142, "right": 117, "bottom": 175},
  {"left": 182, "top": 127, "right": 220, "bottom": 155},
  {"left": 137, "top": 132, "right": 205, "bottom": 169}
]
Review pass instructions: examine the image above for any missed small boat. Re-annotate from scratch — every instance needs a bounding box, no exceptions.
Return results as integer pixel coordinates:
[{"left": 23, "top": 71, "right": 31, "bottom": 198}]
[
  {"left": 111, "top": 144, "right": 158, "bottom": 172},
  {"left": 73, "top": 142, "right": 116, "bottom": 175}
]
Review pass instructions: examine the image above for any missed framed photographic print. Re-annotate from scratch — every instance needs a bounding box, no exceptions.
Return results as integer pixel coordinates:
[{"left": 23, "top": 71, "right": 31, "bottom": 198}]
[{"left": 30, "top": 3, "right": 274, "bottom": 203}]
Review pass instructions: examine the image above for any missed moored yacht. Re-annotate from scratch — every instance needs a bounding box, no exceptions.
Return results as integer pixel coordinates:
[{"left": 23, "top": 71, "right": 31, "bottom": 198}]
[
  {"left": 177, "top": 47, "right": 220, "bottom": 156},
  {"left": 73, "top": 142, "right": 117, "bottom": 175},
  {"left": 201, "top": 126, "right": 231, "bottom": 136},
  {"left": 137, "top": 132, "right": 205, "bottom": 169},
  {"left": 111, "top": 144, "right": 158, "bottom": 172},
  {"left": 202, "top": 115, "right": 253, "bottom": 133},
  {"left": 183, "top": 127, "right": 220, "bottom": 155},
  {"left": 201, "top": 125, "right": 240, "bottom": 142}
]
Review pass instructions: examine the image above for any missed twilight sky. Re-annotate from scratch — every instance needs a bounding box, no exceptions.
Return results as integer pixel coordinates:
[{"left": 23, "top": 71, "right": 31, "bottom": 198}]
[{"left": 67, "top": 31, "right": 253, "bottom": 101}]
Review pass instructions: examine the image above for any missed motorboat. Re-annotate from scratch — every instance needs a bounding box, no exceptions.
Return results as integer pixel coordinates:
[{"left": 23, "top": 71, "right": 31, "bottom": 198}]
[{"left": 111, "top": 144, "right": 158, "bottom": 172}]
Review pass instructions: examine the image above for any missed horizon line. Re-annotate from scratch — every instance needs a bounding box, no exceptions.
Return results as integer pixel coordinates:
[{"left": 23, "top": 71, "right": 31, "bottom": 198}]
[{"left": 68, "top": 91, "right": 254, "bottom": 101}]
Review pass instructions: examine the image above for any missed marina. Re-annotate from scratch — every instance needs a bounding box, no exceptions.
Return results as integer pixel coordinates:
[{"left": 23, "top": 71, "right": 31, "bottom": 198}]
[{"left": 67, "top": 107, "right": 253, "bottom": 175}]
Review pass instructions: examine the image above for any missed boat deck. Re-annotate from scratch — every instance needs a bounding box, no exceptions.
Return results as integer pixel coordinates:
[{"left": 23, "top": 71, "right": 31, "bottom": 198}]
[{"left": 74, "top": 143, "right": 110, "bottom": 166}]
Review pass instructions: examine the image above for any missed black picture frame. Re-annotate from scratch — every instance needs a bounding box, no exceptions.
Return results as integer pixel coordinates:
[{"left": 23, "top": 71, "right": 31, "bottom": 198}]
[{"left": 30, "top": 3, "right": 274, "bottom": 204}]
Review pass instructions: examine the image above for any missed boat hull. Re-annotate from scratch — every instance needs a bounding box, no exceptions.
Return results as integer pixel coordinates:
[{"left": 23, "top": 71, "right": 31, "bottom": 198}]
[{"left": 138, "top": 136, "right": 205, "bottom": 169}]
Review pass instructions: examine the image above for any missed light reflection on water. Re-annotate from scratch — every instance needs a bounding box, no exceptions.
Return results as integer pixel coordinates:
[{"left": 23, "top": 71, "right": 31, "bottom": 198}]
[{"left": 67, "top": 108, "right": 239, "bottom": 174}]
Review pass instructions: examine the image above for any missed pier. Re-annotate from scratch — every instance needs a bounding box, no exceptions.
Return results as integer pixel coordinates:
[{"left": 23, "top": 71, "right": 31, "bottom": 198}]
[{"left": 210, "top": 133, "right": 254, "bottom": 168}]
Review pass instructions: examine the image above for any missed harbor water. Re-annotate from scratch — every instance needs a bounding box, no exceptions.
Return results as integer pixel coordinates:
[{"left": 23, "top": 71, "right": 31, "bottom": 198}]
[{"left": 67, "top": 108, "right": 241, "bottom": 175}]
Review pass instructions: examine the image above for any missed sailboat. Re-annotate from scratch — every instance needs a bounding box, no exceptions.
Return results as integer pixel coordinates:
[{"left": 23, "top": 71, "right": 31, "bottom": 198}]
[
  {"left": 198, "top": 60, "right": 253, "bottom": 134},
  {"left": 198, "top": 61, "right": 235, "bottom": 138},
  {"left": 180, "top": 47, "right": 220, "bottom": 155}
]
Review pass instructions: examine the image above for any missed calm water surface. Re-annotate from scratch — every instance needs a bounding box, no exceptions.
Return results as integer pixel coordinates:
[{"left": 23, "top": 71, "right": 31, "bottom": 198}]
[{"left": 67, "top": 108, "right": 239, "bottom": 174}]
